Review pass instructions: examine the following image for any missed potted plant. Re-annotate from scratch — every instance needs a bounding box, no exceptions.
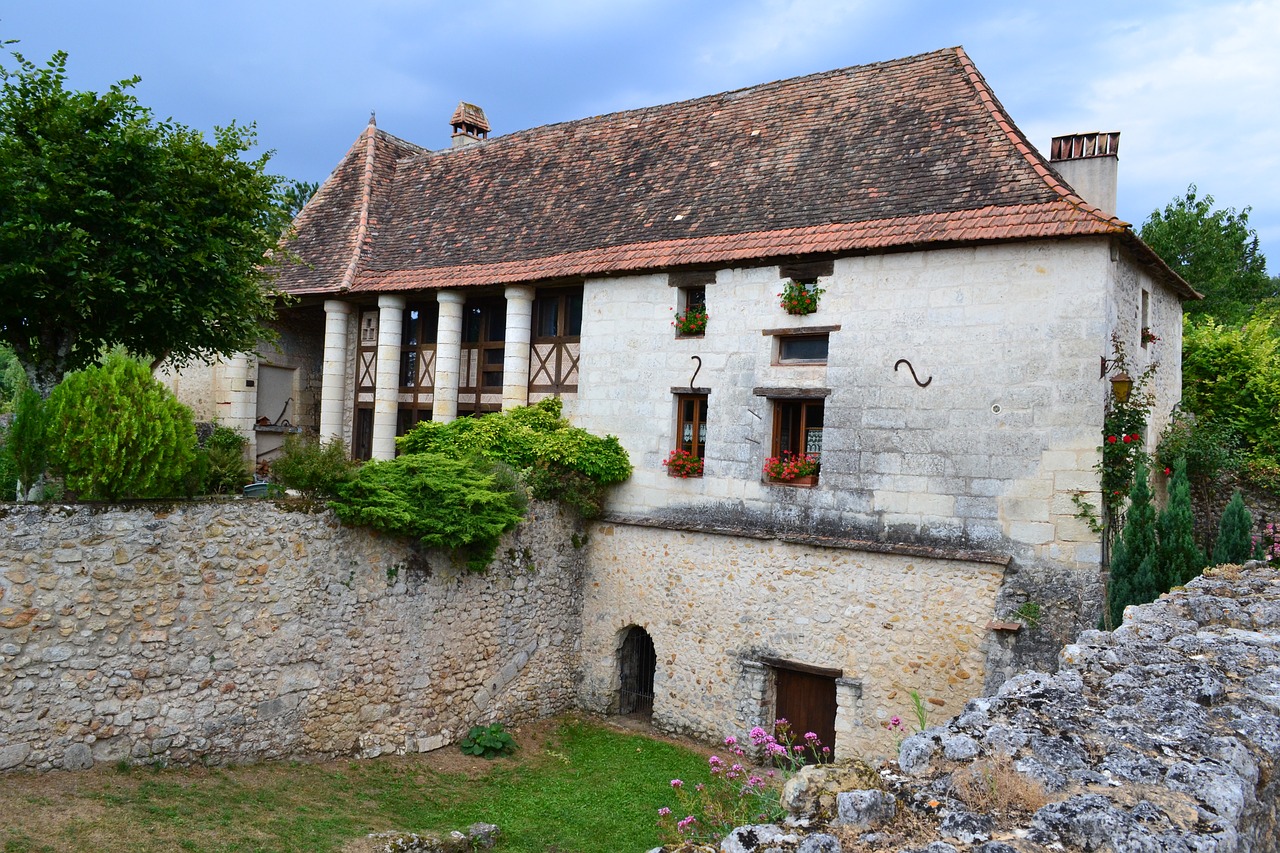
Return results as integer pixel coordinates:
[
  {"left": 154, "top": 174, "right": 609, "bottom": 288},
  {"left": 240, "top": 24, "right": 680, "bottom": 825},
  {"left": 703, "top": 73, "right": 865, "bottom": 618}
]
[
  {"left": 1141, "top": 327, "right": 1160, "bottom": 345},
  {"left": 779, "top": 280, "right": 825, "bottom": 315},
  {"left": 762, "top": 452, "right": 819, "bottom": 485},
  {"left": 662, "top": 448, "right": 704, "bottom": 478},
  {"left": 673, "top": 303, "right": 708, "bottom": 336}
]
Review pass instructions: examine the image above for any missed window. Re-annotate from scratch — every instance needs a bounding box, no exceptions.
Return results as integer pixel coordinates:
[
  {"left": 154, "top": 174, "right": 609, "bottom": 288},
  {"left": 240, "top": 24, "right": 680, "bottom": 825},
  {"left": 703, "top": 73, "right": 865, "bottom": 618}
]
[
  {"left": 1140, "top": 289, "right": 1151, "bottom": 348},
  {"left": 459, "top": 298, "right": 506, "bottom": 412},
  {"left": 773, "top": 399, "right": 824, "bottom": 471},
  {"left": 676, "top": 394, "right": 708, "bottom": 459},
  {"left": 670, "top": 271, "right": 713, "bottom": 338},
  {"left": 778, "top": 334, "right": 829, "bottom": 364},
  {"left": 531, "top": 288, "right": 584, "bottom": 397}
]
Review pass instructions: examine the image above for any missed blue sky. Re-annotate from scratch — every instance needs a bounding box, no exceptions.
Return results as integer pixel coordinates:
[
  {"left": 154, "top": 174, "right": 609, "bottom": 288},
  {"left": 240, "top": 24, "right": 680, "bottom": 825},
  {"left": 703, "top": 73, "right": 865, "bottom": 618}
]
[{"left": 5, "top": 0, "right": 1277, "bottom": 270}]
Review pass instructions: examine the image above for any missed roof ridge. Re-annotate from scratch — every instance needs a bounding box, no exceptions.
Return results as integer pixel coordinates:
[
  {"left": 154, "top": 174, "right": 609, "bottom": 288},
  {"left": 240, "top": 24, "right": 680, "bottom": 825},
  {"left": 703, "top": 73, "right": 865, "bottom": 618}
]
[
  {"left": 395, "top": 47, "right": 963, "bottom": 164},
  {"left": 338, "top": 122, "right": 380, "bottom": 293},
  {"left": 952, "top": 46, "right": 1129, "bottom": 233}
]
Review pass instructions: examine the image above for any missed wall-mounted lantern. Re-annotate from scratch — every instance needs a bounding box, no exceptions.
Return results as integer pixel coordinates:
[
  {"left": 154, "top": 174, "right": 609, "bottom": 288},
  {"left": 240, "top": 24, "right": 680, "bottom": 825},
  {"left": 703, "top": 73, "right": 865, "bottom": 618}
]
[{"left": 1109, "top": 371, "right": 1133, "bottom": 404}]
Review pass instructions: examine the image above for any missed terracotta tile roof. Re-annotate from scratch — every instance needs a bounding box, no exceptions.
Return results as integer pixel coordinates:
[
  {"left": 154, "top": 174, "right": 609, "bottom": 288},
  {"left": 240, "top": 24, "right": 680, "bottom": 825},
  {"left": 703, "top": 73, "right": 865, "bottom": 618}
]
[{"left": 276, "top": 47, "right": 1194, "bottom": 299}]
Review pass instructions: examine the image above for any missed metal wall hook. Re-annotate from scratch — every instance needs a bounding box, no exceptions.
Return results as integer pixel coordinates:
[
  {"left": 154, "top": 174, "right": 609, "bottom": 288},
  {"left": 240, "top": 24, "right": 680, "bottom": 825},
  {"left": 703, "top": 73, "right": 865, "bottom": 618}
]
[
  {"left": 894, "top": 359, "right": 932, "bottom": 388},
  {"left": 688, "top": 356, "right": 702, "bottom": 390}
]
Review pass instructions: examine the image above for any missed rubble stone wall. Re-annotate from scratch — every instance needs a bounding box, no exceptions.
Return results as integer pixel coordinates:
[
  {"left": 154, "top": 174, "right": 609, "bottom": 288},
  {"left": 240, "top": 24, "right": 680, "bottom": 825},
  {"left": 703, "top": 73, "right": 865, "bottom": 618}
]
[{"left": 0, "top": 500, "right": 584, "bottom": 771}]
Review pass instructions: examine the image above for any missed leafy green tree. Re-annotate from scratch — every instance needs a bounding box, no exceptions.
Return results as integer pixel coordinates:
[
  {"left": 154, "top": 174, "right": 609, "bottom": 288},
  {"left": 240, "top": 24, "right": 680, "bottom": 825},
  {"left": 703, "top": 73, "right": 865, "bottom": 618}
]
[
  {"left": 7, "top": 386, "right": 46, "bottom": 500},
  {"left": 45, "top": 351, "right": 197, "bottom": 500},
  {"left": 1181, "top": 317, "right": 1280, "bottom": 459},
  {"left": 0, "top": 344, "right": 22, "bottom": 412},
  {"left": 1155, "top": 458, "right": 1204, "bottom": 588},
  {"left": 1212, "top": 490, "right": 1254, "bottom": 565},
  {"left": 1106, "top": 463, "right": 1159, "bottom": 630},
  {"left": 1140, "top": 185, "right": 1272, "bottom": 323},
  {"left": 0, "top": 49, "right": 292, "bottom": 395},
  {"left": 282, "top": 179, "right": 319, "bottom": 218},
  {"left": 330, "top": 454, "right": 526, "bottom": 572}
]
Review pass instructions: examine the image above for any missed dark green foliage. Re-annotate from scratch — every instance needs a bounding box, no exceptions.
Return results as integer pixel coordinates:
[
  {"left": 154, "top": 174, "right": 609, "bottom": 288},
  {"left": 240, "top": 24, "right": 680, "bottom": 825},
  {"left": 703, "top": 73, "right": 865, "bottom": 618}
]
[
  {"left": 1140, "top": 185, "right": 1273, "bottom": 324},
  {"left": 1212, "top": 490, "right": 1254, "bottom": 565},
  {"left": 269, "top": 433, "right": 357, "bottom": 498},
  {"left": 0, "top": 424, "right": 18, "bottom": 501},
  {"left": 281, "top": 179, "right": 318, "bottom": 218},
  {"left": 7, "top": 385, "right": 46, "bottom": 498},
  {"left": 201, "top": 423, "right": 250, "bottom": 495},
  {"left": 0, "top": 344, "right": 22, "bottom": 412},
  {"left": 1181, "top": 318, "right": 1280, "bottom": 461},
  {"left": 1107, "top": 463, "right": 1159, "bottom": 630},
  {"left": 330, "top": 454, "right": 526, "bottom": 572},
  {"left": 0, "top": 49, "right": 292, "bottom": 394},
  {"left": 1155, "top": 458, "right": 1204, "bottom": 588},
  {"left": 44, "top": 352, "right": 197, "bottom": 500},
  {"left": 1155, "top": 411, "right": 1241, "bottom": 503},
  {"left": 399, "top": 398, "right": 631, "bottom": 516},
  {"left": 459, "top": 723, "right": 517, "bottom": 759}
]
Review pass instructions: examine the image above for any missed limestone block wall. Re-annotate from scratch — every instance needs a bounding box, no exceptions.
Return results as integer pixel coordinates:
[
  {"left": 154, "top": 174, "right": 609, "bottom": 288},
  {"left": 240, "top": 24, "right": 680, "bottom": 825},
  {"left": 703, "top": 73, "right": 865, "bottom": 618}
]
[
  {"left": 578, "top": 521, "right": 1006, "bottom": 759},
  {"left": 576, "top": 240, "right": 1119, "bottom": 576},
  {"left": 0, "top": 501, "right": 584, "bottom": 772}
]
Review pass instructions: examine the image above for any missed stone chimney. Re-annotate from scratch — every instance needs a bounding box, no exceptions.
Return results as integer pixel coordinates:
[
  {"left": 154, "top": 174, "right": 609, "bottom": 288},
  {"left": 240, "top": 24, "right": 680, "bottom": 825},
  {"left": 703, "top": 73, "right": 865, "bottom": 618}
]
[
  {"left": 1050, "top": 132, "right": 1120, "bottom": 217},
  {"left": 451, "top": 102, "right": 490, "bottom": 148}
]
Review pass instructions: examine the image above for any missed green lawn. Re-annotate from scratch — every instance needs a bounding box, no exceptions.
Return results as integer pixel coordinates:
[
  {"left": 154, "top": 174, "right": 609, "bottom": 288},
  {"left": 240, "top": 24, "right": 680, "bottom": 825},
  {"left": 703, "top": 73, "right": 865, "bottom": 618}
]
[{"left": 0, "top": 717, "right": 711, "bottom": 853}]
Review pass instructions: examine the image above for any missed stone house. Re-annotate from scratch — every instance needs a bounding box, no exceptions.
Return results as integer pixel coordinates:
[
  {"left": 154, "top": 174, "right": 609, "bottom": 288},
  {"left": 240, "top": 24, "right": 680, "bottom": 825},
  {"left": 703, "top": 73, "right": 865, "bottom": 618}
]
[{"left": 161, "top": 47, "right": 1194, "bottom": 756}]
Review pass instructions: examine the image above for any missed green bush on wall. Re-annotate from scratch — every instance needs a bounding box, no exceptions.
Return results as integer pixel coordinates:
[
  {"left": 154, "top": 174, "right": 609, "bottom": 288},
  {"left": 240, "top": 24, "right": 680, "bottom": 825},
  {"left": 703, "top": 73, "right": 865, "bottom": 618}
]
[
  {"left": 330, "top": 454, "right": 527, "bottom": 572},
  {"left": 398, "top": 398, "right": 631, "bottom": 517},
  {"left": 45, "top": 351, "right": 197, "bottom": 500}
]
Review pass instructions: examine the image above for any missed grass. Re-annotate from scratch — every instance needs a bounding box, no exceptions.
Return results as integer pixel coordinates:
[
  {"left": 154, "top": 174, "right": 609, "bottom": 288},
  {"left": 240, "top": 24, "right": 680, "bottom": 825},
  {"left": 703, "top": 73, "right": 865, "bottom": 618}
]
[{"left": 0, "top": 716, "right": 712, "bottom": 853}]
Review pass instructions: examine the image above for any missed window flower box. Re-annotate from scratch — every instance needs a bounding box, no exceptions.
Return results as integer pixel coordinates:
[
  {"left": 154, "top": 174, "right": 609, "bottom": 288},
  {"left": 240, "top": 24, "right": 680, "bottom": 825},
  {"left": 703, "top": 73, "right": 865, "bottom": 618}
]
[
  {"left": 779, "top": 280, "right": 825, "bottom": 316},
  {"left": 662, "top": 448, "right": 704, "bottom": 478},
  {"left": 763, "top": 451, "right": 819, "bottom": 483},
  {"left": 673, "top": 304, "right": 707, "bottom": 336}
]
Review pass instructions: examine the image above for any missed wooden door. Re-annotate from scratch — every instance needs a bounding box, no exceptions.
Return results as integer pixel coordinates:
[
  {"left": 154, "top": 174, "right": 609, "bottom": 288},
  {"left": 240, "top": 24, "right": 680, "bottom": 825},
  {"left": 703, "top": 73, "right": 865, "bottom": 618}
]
[{"left": 775, "top": 667, "right": 837, "bottom": 761}]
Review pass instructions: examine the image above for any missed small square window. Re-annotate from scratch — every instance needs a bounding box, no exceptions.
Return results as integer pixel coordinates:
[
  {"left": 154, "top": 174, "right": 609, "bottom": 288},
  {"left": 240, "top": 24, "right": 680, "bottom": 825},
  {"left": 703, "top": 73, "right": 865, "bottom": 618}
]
[
  {"left": 674, "top": 285, "right": 708, "bottom": 337},
  {"left": 778, "top": 334, "right": 829, "bottom": 364}
]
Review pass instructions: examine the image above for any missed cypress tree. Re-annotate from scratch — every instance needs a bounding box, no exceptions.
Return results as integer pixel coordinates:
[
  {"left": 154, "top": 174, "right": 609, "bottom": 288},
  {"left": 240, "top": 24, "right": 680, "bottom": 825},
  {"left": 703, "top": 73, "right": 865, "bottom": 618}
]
[
  {"left": 45, "top": 351, "right": 197, "bottom": 500},
  {"left": 1107, "top": 462, "right": 1159, "bottom": 629},
  {"left": 1156, "top": 457, "right": 1205, "bottom": 588},
  {"left": 1212, "top": 490, "right": 1254, "bottom": 565}
]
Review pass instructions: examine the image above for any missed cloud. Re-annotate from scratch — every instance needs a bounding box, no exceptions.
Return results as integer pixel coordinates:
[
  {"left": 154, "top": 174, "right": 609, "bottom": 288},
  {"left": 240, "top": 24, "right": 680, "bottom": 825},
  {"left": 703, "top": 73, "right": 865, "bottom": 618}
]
[{"left": 1020, "top": 1, "right": 1279, "bottom": 251}]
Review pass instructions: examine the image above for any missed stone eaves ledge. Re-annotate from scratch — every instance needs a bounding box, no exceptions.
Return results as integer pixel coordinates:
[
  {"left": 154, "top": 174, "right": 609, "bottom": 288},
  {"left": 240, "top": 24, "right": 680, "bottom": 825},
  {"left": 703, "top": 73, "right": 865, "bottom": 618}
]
[{"left": 597, "top": 512, "right": 1014, "bottom": 567}]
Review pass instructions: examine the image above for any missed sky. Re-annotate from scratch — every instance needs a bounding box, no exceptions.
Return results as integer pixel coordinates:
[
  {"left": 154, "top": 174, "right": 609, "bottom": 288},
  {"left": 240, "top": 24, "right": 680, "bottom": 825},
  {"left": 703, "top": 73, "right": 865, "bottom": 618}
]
[{"left": 4, "top": 0, "right": 1278, "bottom": 271}]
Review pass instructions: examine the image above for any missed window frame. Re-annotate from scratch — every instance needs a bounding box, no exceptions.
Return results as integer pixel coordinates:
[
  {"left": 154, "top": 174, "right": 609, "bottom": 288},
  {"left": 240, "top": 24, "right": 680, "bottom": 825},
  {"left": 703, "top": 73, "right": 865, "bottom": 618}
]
[{"left": 675, "top": 393, "right": 709, "bottom": 461}]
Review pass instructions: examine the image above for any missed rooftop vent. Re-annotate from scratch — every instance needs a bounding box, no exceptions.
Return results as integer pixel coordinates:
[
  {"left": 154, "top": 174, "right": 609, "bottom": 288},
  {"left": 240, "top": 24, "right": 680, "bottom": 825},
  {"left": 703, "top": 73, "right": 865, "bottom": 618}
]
[
  {"left": 1050, "top": 131, "right": 1120, "bottom": 217},
  {"left": 451, "top": 102, "right": 490, "bottom": 148}
]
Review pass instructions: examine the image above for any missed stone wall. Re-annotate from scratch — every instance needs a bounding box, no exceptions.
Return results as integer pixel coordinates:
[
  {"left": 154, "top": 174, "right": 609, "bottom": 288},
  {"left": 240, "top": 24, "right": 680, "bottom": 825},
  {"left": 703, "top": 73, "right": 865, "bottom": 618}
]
[
  {"left": 579, "top": 520, "right": 1007, "bottom": 759},
  {"left": 0, "top": 500, "right": 584, "bottom": 771}
]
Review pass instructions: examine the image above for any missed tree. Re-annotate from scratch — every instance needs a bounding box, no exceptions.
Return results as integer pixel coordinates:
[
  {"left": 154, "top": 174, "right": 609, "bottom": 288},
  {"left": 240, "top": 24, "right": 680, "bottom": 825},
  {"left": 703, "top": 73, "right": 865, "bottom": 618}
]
[
  {"left": 1106, "top": 463, "right": 1159, "bottom": 630},
  {"left": 0, "top": 49, "right": 293, "bottom": 395},
  {"left": 1140, "top": 185, "right": 1273, "bottom": 324},
  {"left": 1181, "top": 317, "right": 1280, "bottom": 459},
  {"left": 1212, "top": 490, "right": 1254, "bottom": 566},
  {"left": 282, "top": 179, "right": 319, "bottom": 218},
  {"left": 1155, "top": 458, "right": 1204, "bottom": 588}
]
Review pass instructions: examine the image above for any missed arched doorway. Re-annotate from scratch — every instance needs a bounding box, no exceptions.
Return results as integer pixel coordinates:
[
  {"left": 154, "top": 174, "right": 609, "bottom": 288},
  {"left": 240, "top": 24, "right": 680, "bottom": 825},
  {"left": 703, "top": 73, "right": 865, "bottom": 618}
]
[{"left": 617, "top": 626, "right": 656, "bottom": 718}]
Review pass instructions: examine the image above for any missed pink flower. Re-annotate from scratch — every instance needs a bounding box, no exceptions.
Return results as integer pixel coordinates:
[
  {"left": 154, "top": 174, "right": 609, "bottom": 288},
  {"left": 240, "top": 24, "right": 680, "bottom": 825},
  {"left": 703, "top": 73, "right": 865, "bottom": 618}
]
[
  {"left": 658, "top": 807, "right": 671, "bottom": 816},
  {"left": 804, "top": 731, "right": 819, "bottom": 741},
  {"left": 670, "top": 779, "right": 683, "bottom": 788},
  {"left": 724, "top": 735, "right": 737, "bottom": 746}
]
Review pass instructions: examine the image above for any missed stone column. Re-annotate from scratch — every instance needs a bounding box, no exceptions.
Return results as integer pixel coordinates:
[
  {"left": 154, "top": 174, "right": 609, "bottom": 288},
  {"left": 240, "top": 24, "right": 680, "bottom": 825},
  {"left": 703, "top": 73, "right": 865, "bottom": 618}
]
[
  {"left": 320, "top": 300, "right": 352, "bottom": 444},
  {"left": 834, "top": 677, "right": 864, "bottom": 760},
  {"left": 501, "top": 285, "right": 536, "bottom": 411},
  {"left": 432, "top": 290, "right": 465, "bottom": 423},
  {"left": 371, "top": 294, "right": 404, "bottom": 460}
]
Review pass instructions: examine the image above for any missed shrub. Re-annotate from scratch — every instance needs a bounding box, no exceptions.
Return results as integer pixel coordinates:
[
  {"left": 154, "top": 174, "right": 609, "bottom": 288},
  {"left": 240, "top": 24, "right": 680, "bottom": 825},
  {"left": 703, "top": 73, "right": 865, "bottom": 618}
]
[
  {"left": 1155, "top": 458, "right": 1204, "bottom": 588},
  {"left": 398, "top": 398, "right": 631, "bottom": 516},
  {"left": 270, "top": 433, "right": 357, "bottom": 498},
  {"left": 45, "top": 352, "right": 197, "bottom": 500},
  {"left": 1212, "top": 490, "right": 1254, "bottom": 565},
  {"left": 1155, "top": 410, "right": 1241, "bottom": 499},
  {"left": 330, "top": 453, "right": 526, "bottom": 572},
  {"left": 459, "top": 723, "right": 517, "bottom": 759},
  {"left": 201, "top": 423, "right": 251, "bottom": 495},
  {"left": 7, "top": 386, "right": 47, "bottom": 499},
  {"left": 1106, "top": 463, "right": 1158, "bottom": 630}
]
